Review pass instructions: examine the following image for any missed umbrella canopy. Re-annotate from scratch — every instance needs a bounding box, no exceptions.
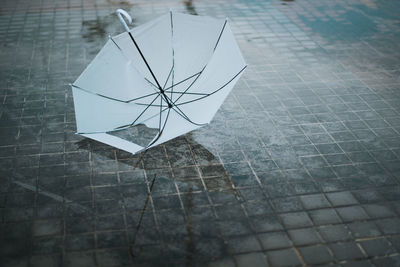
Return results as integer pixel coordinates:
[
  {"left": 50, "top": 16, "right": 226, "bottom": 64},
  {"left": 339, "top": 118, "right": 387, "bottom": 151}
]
[{"left": 71, "top": 9, "right": 246, "bottom": 154}]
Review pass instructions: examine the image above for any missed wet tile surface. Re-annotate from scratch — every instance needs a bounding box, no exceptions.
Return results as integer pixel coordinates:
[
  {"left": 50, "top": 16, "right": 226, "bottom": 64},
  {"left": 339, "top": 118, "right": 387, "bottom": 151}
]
[{"left": 1, "top": 0, "right": 400, "bottom": 266}]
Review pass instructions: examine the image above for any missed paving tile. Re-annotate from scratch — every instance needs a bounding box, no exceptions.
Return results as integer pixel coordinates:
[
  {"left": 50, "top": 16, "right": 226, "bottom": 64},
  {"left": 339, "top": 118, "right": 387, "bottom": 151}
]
[
  {"left": 372, "top": 255, "right": 400, "bottom": 267},
  {"left": 326, "top": 191, "right": 358, "bottom": 206},
  {"left": 96, "top": 248, "right": 132, "bottom": 267},
  {"left": 359, "top": 238, "right": 396, "bottom": 257},
  {"left": 336, "top": 206, "right": 369, "bottom": 222},
  {"left": 63, "top": 252, "right": 96, "bottom": 267},
  {"left": 258, "top": 231, "right": 291, "bottom": 250},
  {"left": 300, "top": 194, "right": 331, "bottom": 210},
  {"left": 234, "top": 252, "right": 269, "bottom": 267},
  {"left": 32, "top": 219, "right": 63, "bottom": 237},
  {"left": 30, "top": 254, "right": 62, "bottom": 267},
  {"left": 288, "top": 227, "right": 322, "bottom": 246},
  {"left": 299, "top": 245, "right": 334, "bottom": 265},
  {"left": 318, "top": 225, "right": 352, "bottom": 242},
  {"left": 266, "top": 248, "right": 302, "bottom": 267},
  {"left": 375, "top": 218, "right": 400, "bottom": 235},
  {"left": 279, "top": 212, "right": 313, "bottom": 229},
  {"left": 272, "top": 196, "right": 303, "bottom": 213},
  {"left": 309, "top": 208, "right": 342, "bottom": 225},
  {"left": 249, "top": 215, "right": 284, "bottom": 233},
  {"left": 65, "top": 234, "right": 95, "bottom": 251},
  {"left": 227, "top": 235, "right": 262, "bottom": 254},
  {"left": 347, "top": 221, "right": 381, "bottom": 238},
  {"left": 341, "top": 260, "right": 374, "bottom": 267},
  {"left": 329, "top": 242, "right": 365, "bottom": 261}
]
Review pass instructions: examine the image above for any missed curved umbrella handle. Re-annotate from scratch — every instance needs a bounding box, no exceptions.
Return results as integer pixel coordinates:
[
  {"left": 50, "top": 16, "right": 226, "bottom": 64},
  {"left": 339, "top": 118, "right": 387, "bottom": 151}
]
[{"left": 116, "top": 9, "right": 132, "bottom": 32}]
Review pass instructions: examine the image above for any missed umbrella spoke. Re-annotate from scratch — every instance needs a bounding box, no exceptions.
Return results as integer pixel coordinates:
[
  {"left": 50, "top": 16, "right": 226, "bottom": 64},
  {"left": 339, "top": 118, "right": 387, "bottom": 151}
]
[
  {"left": 160, "top": 92, "right": 207, "bottom": 126},
  {"left": 163, "top": 71, "right": 202, "bottom": 92},
  {"left": 71, "top": 84, "right": 159, "bottom": 103},
  {"left": 175, "top": 65, "right": 247, "bottom": 106},
  {"left": 130, "top": 94, "right": 162, "bottom": 126},
  {"left": 168, "top": 91, "right": 208, "bottom": 96},
  {"left": 127, "top": 92, "right": 160, "bottom": 103},
  {"left": 170, "top": 65, "right": 175, "bottom": 102},
  {"left": 170, "top": 65, "right": 206, "bottom": 104},
  {"left": 109, "top": 35, "right": 122, "bottom": 51},
  {"left": 171, "top": 104, "right": 207, "bottom": 126},
  {"left": 163, "top": 65, "right": 174, "bottom": 90},
  {"left": 145, "top": 107, "right": 171, "bottom": 148},
  {"left": 170, "top": 11, "right": 175, "bottom": 102},
  {"left": 213, "top": 20, "right": 227, "bottom": 51},
  {"left": 131, "top": 106, "right": 169, "bottom": 129},
  {"left": 159, "top": 92, "right": 163, "bottom": 131},
  {"left": 144, "top": 78, "right": 160, "bottom": 91},
  {"left": 112, "top": 94, "right": 161, "bottom": 130},
  {"left": 134, "top": 102, "right": 169, "bottom": 107},
  {"left": 166, "top": 19, "right": 228, "bottom": 105}
]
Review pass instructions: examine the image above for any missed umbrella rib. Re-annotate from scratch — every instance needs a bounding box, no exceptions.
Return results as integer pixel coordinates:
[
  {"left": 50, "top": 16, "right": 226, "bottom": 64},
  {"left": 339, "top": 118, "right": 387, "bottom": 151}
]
[
  {"left": 112, "top": 94, "right": 161, "bottom": 130},
  {"left": 214, "top": 20, "right": 227, "bottom": 51},
  {"left": 175, "top": 65, "right": 247, "bottom": 106},
  {"left": 168, "top": 19, "right": 228, "bottom": 104},
  {"left": 159, "top": 93, "right": 162, "bottom": 131},
  {"left": 145, "top": 108, "right": 171, "bottom": 148},
  {"left": 170, "top": 65, "right": 206, "bottom": 104},
  {"left": 163, "top": 71, "right": 201, "bottom": 92},
  {"left": 170, "top": 64, "right": 175, "bottom": 102},
  {"left": 162, "top": 93, "right": 207, "bottom": 126},
  {"left": 130, "top": 94, "right": 161, "bottom": 126},
  {"left": 168, "top": 91, "right": 208, "bottom": 96},
  {"left": 71, "top": 84, "right": 159, "bottom": 103},
  {"left": 170, "top": 10, "right": 175, "bottom": 102},
  {"left": 171, "top": 104, "right": 207, "bottom": 126},
  {"left": 116, "top": 106, "right": 169, "bottom": 131},
  {"left": 144, "top": 78, "right": 160, "bottom": 93},
  {"left": 162, "top": 65, "right": 174, "bottom": 90},
  {"left": 109, "top": 35, "right": 122, "bottom": 51},
  {"left": 135, "top": 103, "right": 168, "bottom": 107}
]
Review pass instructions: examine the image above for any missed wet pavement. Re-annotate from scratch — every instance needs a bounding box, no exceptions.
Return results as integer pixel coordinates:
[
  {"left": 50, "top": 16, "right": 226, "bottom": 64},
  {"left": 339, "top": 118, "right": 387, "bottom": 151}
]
[{"left": 1, "top": 0, "right": 400, "bottom": 266}]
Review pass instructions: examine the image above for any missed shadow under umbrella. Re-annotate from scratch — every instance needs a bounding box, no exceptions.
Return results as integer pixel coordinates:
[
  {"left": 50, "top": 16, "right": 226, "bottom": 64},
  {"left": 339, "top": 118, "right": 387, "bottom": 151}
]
[{"left": 75, "top": 132, "right": 246, "bottom": 265}]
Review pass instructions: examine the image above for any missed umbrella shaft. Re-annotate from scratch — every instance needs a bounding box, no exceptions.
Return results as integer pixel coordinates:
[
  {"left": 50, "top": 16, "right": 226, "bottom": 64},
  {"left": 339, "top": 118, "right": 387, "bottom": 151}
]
[
  {"left": 128, "top": 32, "right": 163, "bottom": 91},
  {"left": 160, "top": 91, "right": 173, "bottom": 108}
]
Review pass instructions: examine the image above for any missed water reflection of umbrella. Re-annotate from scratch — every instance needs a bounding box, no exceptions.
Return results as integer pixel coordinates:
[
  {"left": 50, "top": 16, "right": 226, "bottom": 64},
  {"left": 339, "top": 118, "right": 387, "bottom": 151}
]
[
  {"left": 71, "top": 9, "right": 246, "bottom": 154},
  {"left": 76, "top": 133, "right": 243, "bottom": 261}
]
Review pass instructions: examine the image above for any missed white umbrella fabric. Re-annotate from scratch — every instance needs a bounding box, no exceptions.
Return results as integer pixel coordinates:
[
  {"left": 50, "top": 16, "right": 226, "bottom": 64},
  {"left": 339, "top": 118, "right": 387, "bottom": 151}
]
[{"left": 71, "top": 9, "right": 247, "bottom": 154}]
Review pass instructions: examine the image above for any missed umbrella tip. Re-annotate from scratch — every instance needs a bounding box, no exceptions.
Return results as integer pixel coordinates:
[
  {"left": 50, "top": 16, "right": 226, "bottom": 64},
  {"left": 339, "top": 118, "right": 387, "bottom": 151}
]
[{"left": 116, "top": 9, "right": 132, "bottom": 32}]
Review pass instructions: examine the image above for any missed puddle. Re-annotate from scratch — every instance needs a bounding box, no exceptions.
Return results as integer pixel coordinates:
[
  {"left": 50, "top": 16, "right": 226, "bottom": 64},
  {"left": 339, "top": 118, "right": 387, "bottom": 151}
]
[
  {"left": 183, "top": 0, "right": 198, "bottom": 15},
  {"left": 81, "top": 12, "right": 136, "bottom": 44},
  {"left": 107, "top": 0, "right": 134, "bottom": 8},
  {"left": 82, "top": 19, "right": 110, "bottom": 43}
]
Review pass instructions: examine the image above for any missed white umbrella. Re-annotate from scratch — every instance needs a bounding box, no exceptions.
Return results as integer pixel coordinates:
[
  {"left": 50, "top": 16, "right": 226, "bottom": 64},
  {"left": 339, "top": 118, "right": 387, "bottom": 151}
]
[{"left": 71, "top": 9, "right": 247, "bottom": 154}]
